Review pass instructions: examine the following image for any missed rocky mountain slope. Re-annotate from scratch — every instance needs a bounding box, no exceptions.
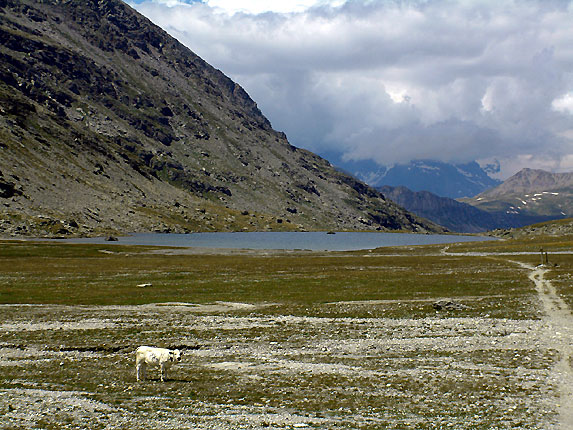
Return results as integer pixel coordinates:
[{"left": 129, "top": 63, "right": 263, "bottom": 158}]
[
  {"left": 488, "top": 217, "right": 573, "bottom": 240},
  {"left": 462, "top": 168, "right": 573, "bottom": 219},
  {"left": 0, "top": 0, "right": 443, "bottom": 237},
  {"left": 379, "top": 185, "right": 554, "bottom": 233}
]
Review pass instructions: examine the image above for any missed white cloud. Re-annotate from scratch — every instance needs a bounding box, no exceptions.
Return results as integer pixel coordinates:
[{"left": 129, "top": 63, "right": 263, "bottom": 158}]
[
  {"left": 131, "top": 0, "right": 573, "bottom": 178},
  {"left": 552, "top": 92, "right": 573, "bottom": 114},
  {"left": 131, "top": 0, "right": 348, "bottom": 14},
  {"left": 487, "top": 153, "right": 573, "bottom": 179},
  {"left": 204, "top": 0, "right": 346, "bottom": 15},
  {"left": 142, "top": 0, "right": 191, "bottom": 6}
]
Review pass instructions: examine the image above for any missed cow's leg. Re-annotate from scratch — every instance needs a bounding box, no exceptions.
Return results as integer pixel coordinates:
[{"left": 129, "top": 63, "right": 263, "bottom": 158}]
[
  {"left": 136, "top": 362, "right": 142, "bottom": 381},
  {"left": 137, "top": 362, "right": 147, "bottom": 381},
  {"left": 160, "top": 364, "right": 165, "bottom": 382}
]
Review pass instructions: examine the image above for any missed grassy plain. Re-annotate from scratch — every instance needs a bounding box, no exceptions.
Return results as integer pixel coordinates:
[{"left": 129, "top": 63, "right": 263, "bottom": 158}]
[{"left": 0, "top": 233, "right": 572, "bottom": 429}]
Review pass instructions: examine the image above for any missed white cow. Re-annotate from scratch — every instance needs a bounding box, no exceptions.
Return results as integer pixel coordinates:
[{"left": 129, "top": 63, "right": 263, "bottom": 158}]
[{"left": 135, "top": 346, "right": 182, "bottom": 382}]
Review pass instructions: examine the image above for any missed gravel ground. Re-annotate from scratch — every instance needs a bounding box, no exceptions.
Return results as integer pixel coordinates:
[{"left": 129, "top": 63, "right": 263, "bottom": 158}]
[{"left": 0, "top": 262, "right": 571, "bottom": 429}]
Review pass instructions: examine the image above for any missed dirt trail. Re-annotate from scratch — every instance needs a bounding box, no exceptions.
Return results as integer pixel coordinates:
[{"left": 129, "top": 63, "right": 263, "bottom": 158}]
[{"left": 517, "top": 262, "right": 573, "bottom": 429}]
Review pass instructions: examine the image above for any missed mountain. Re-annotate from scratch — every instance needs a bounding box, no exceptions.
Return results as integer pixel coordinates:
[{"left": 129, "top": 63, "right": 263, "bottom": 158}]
[
  {"left": 379, "top": 185, "right": 554, "bottom": 233},
  {"left": 375, "top": 160, "right": 501, "bottom": 199},
  {"left": 462, "top": 168, "right": 573, "bottom": 219},
  {"left": 327, "top": 157, "right": 501, "bottom": 199},
  {"left": 380, "top": 186, "right": 502, "bottom": 233},
  {"left": 0, "top": 0, "right": 445, "bottom": 237}
]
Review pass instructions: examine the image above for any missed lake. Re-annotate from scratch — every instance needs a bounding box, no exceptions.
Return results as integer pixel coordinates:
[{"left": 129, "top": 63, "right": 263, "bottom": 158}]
[{"left": 57, "top": 231, "right": 496, "bottom": 251}]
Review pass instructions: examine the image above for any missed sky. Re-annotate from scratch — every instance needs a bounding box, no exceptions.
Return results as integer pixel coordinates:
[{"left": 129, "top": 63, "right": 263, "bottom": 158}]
[{"left": 128, "top": 0, "right": 573, "bottom": 179}]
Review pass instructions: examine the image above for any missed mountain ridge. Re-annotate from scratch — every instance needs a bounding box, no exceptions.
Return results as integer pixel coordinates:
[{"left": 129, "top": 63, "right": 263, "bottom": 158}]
[
  {"left": 462, "top": 168, "right": 573, "bottom": 219},
  {"left": 380, "top": 185, "right": 558, "bottom": 233},
  {"left": 473, "top": 168, "right": 573, "bottom": 199},
  {"left": 0, "top": 0, "right": 444, "bottom": 237}
]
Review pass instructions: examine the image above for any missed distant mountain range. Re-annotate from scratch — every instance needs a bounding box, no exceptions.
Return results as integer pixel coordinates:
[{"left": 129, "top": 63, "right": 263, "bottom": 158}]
[
  {"left": 380, "top": 168, "right": 571, "bottom": 233},
  {"left": 328, "top": 157, "right": 501, "bottom": 199},
  {"left": 0, "top": 0, "right": 443, "bottom": 237},
  {"left": 380, "top": 185, "right": 555, "bottom": 233}
]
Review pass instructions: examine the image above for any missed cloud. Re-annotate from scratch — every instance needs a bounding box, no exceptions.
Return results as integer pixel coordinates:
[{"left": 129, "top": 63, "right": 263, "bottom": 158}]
[
  {"left": 204, "top": 0, "right": 346, "bottom": 15},
  {"left": 553, "top": 92, "right": 573, "bottom": 114},
  {"left": 130, "top": 0, "right": 347, "bottom": 14},
  {"left": 130, "top": 0, "right": 198, "bottom": 6},
  {"left": 130, "top": 0, "right": 573, "bottom": 178}
]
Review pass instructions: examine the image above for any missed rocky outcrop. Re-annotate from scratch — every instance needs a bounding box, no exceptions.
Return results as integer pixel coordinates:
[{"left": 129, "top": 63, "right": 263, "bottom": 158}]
[
  {"left": 489, "top": 218, "right": 573, "bottom": 240},
  {"left": 432, "top": 299, "right": 469, "bottom": 311}
]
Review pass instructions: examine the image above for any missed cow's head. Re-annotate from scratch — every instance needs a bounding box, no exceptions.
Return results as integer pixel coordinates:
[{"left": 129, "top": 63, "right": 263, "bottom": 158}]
[{"left": 170, "top": 349, "right": 182, "bottom": 362}]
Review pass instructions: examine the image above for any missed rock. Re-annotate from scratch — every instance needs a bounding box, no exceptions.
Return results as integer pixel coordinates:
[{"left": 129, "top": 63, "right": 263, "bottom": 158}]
[
  {"left": 0, "top": 180, "right": 22, "bottom": 198},
  {"left": 432, "top": 299, "right": 469, "bottom": 311},
  {"left": 67, "top": 220, "right": 79, "bottom": 228},
  {"left": 106, "top": 236, "right": 119, "bottom": 242}
]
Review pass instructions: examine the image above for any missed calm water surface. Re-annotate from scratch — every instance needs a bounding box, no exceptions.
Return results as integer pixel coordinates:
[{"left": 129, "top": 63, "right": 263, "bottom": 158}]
[{"left": 60, "top": 232, "right": 496, "bottom": 251}]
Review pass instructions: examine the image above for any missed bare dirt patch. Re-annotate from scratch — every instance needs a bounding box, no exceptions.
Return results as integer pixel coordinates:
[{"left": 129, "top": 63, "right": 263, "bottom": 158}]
[{"left": 516, "top": 262, "right": 573, "bottom": 429}]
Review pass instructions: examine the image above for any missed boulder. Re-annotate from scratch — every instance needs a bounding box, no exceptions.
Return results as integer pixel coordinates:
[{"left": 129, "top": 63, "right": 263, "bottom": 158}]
[{"left": 432, "top": 299, "right": 469, "bottom": 311}]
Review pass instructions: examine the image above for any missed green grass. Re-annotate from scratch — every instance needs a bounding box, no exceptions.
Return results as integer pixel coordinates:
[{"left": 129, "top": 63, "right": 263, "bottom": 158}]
[
  {"left": 0, "top": 240, "right": 538, "bottom": 319},
  {"left": 0, "top": 236, "right": 571, "bottom": 428}
]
